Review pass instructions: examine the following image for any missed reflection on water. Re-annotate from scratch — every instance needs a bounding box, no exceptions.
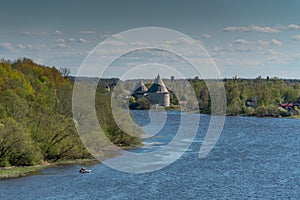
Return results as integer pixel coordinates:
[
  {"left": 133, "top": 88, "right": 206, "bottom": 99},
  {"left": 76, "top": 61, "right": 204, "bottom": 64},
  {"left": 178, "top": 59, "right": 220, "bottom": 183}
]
[{"left": 1, "top": 111, "right": 300, "bottom": 199}]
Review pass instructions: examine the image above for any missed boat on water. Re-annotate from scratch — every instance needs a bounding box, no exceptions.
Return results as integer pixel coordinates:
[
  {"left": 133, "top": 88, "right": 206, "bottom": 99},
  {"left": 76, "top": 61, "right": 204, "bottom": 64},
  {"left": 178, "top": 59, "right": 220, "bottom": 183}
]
[{"left": 79, "top": 168, "right": 91, "bottom": 173}]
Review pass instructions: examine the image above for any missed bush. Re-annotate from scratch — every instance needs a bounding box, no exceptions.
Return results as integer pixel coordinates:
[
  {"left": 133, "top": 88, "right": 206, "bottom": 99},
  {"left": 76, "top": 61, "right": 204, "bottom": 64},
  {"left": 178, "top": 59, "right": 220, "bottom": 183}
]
[
  {"left": 0, "top": 158, "right": 11, "bottom": 167},
  {"left": 255, "top": 106, "right": 268, "bottom": 117},
  {"left": 255, "top": 105, "right": 278, "bottom": 117},
  {"left": 227, "top": 104, "right": 241, "bottom": 116},
  {"left": 129, "top": 96, "right": 136, "bottom": 104},
  {"left": 276, "top": 107, "right": 289, "bottom": 117},
  {"left": 244, "top": 107, "right": 255, "bottom": 116},
  {"left": 130, "top": 97, "right": 151, "bottom": 110}
]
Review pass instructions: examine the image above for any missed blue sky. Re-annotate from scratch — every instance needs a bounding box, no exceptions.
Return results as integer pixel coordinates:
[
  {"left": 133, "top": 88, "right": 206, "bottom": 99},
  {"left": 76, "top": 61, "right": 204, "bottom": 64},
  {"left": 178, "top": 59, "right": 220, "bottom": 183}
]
[{"left": 1, "top": 0, "right": 300, "bottom": 79}]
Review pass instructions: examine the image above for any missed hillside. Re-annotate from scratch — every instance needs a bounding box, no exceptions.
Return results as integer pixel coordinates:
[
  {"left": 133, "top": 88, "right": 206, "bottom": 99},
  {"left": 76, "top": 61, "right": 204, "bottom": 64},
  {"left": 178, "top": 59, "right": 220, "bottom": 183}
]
[{"left": 0, "top": 58, "right": 142, "bottom": 167}]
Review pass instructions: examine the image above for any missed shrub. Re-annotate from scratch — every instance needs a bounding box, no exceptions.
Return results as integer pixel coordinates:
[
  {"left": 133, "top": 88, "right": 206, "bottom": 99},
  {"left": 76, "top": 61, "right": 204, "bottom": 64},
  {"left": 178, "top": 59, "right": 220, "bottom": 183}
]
[
  {"left": 244, "top": 107, "right": 255, "bottom": 116},
  {"left": 227, "top": 104, "right": 241, "bottom": 116},
  {"left": 255, "top": 105, "right": 268, "bottom": 117}
]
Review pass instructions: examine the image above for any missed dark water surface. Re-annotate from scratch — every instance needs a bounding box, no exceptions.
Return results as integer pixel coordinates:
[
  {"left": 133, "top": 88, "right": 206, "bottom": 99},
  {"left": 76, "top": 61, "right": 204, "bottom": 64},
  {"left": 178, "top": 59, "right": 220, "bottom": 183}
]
[{"left": 1, "top": 111, "right": 300, "bottom": 199}]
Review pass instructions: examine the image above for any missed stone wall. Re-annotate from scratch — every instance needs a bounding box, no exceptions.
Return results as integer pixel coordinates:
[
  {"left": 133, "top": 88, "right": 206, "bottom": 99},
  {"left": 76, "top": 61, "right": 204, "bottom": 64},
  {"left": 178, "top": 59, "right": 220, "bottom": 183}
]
[{"left": 147, "top": 92, "right": 170, "bottom": 106}]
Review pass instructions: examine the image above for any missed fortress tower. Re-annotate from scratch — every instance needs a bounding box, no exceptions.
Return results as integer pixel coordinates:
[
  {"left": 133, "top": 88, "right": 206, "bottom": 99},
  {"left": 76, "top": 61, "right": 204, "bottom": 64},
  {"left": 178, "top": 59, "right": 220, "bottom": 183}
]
[{"left": 133, "top": 74, "right": 170, "bottom": 107}]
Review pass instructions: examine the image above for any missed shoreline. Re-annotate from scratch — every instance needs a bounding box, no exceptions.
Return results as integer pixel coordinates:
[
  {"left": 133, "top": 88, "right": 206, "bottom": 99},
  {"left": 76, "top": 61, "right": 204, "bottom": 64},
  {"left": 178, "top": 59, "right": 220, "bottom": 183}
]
[
  {"left": 0, "top": 146, "right": 140, "bottom": 179},
  {"left": 133, "top": 107, "right": 300, "bottom": 119},
  {"left": 0, "top": 158, "right": 98, "bottom": 179}
]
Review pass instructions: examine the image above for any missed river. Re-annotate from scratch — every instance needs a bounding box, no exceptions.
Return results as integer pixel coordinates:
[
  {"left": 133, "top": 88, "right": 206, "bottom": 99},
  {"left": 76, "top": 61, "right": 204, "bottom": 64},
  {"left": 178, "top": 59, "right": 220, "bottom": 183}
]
[{"left": 1, "top": 110, "right": 300, "bottom": 199}]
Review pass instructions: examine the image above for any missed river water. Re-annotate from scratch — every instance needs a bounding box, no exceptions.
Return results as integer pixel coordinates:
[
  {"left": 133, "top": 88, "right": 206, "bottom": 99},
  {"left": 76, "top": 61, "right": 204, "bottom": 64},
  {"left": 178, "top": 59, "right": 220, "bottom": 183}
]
[{"left": 1, "top": 110, "right": 300, "bottom": 199}]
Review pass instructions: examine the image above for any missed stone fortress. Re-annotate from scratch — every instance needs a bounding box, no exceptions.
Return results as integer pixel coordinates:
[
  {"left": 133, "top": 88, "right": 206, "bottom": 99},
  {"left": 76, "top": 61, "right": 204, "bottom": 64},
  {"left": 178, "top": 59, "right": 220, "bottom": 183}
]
[{"left": 132, "top": 74, "right": 170, "bottom": 107}]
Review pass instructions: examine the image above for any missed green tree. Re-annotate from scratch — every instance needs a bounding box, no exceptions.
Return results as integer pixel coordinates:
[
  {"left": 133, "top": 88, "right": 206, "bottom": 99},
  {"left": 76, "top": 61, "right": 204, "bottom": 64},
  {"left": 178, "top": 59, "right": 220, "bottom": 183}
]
[{"left": 0, "top": 118, "right": 42, "bottom": 166}]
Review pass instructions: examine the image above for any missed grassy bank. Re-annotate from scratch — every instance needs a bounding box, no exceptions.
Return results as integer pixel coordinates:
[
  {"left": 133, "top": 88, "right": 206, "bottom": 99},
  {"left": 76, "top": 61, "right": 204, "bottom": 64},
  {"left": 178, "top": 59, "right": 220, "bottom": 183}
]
[
  {"left": 0, "top": 159, "right": 98, "bottom": 179},
  {"left": 0, "top": 165, "right": 46, "bottom": 179},
  {"left": 0, "top": 145, "right": 142, "bottom": 179}
]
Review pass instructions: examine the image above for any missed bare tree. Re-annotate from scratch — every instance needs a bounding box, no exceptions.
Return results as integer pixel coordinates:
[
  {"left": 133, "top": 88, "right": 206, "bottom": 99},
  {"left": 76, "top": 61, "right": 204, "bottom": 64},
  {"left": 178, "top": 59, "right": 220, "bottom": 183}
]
[{"left": 59, "top": 67, "right": 71, "bottom": 78}]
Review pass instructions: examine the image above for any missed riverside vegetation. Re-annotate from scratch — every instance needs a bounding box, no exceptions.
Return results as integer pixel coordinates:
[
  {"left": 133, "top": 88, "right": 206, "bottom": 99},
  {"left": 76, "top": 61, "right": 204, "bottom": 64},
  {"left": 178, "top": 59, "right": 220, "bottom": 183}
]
[
  {"left": 0, "top": 58, "right": 142, "bottom": 171},
  {"left": 126, "top": 76, "right": 300, "bottom": 117},
  {"left": 189, "top": 76, "right": 300, "bottom": 117},
  {"left": 1, "top": 58, "right": 300, "bottom": 173}
]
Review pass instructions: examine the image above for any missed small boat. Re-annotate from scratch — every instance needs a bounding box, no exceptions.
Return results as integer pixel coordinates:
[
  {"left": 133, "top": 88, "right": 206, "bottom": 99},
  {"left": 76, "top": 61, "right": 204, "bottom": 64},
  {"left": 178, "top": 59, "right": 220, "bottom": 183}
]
[{"left": 79, "top": 168, "right": 91, "bottom": 173}]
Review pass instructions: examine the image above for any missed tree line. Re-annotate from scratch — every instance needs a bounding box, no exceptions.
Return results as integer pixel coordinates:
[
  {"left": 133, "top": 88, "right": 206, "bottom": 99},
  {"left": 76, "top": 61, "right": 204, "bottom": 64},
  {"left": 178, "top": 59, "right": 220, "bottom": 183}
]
[
  {"left": 123, "top": 76, "right": 300, "bottom": 117},
  {"left": 189, "top": 76, "right": 300, "bottom": 117}
]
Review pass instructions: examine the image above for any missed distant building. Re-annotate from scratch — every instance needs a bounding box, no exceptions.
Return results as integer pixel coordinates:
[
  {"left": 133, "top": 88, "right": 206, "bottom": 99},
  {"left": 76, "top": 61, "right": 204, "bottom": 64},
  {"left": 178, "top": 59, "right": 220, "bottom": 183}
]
[
  {"left": 279, "top": 96, "right": 300, "bottom": 110},
  {"left": 171, "top": 76, "right": 175, "bottom": 82},
  {"left": 245, "top": 97, "right": 257, "bottom": 108},
  {"left": 132, "top": 74, "right": 170, "bottom": 107},
  {"left": 132, "top": 81, "right": 148, "bottom": 99},
  {"left": 105, "top": 85, "right": 111, "bottom": 92},
  {"left": 279, "top": 103, "right": 295, "bottom": 110}
]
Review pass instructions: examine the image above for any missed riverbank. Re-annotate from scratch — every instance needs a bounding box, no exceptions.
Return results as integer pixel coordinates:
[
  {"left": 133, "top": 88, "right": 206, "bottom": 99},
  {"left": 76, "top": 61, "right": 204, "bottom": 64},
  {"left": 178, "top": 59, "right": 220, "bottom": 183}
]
[
  {"left": 0, "top": 165, "right": 46, "bottom": 179},
  {"left": 132, "top": 105, "right": 300, "bottom": 119},
  {"left": 0, "top": 142, "right": 143, "bottom": 179},
  {"left": 0, "top": 159, "right": 98, "bottom": 179}
]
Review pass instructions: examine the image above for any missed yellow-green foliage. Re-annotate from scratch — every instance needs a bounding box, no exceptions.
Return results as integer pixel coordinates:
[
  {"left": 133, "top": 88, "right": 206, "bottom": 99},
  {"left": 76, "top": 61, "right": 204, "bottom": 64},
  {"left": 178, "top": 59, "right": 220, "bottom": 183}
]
[
  {"left": 189, "top": 77, "right": 300, "bottom": 116},
  {"left": 0, "top": 58, "right": 142, "bottom": 167}
]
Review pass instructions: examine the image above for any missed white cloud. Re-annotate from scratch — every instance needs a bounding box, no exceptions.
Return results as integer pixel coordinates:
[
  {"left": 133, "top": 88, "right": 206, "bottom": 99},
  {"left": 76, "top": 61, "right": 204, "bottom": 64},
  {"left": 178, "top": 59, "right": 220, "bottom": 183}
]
[
  {"left": 23, "top": 31, "right": 48, "bottom": 36},
  {"left": 211, "top": 43, "right": 235, "bottom": 56},
  {"left": 112, "top": 34, "right": 124, "bottom": 40},
  {"left": 201, "top": 34, "right": 212, "bottom": 39},
  {"left": 129, "top": 41, "right": 149, "bottom": 46},
  {"left": 99, "top": 33, "right": 112, "bottom": 39},
  {"left": 288, "top": 24, "right": 300, "bottom": 30},
  {"left": 18, "top": 44, "right": 26, "bottom": 49},
  {"left": 18, "top": 44, "right": 33, "bottom": 49},
  {"left": 79, "top": 38, "right": 88, "bottom": 43},
  {"left": 178, "top": 37, "right": 196, "bottom": 45},
  {"left": 241, "top": 59, "right": 264, "bottom": 66},
  {"left": 233, "top": 39, "right": 269, "bottom": 46},
  {"left": 51, "top": 50, "right": 89, "bottom": 57},
  {"left": 23, "top": 31, "right": 31, "bottom": 36},
  {"left": 57, "top": 43, "right": 67, "bottom": 48},
  {"left": 271, "top": 39, "right": 282, "bottom": 46},
  {"left": 1, "top": 42, "right": 13, "bottom": 50},
  {"left": 54, "top": 30, "right": 63, "bottom": 35},
  {"left": 232, "top": 38, "right": 282, "bottom": 47},
  {"left": 267, "top": 49, "right": 281, "bottom": 56},
  {"left": 165, "top": 37, "right": 196, "bottom": 46},
  {"left": 224, "top": 24, "right": 300, "bottom": 32},
  {"left": 257, "top": 40, "right": 270, "bottom": 46},
  {"left": 291, "top": 35, "right": 300, "bottom": 41},
  {"left": 103, "top": 40, "right": 124, "bottom": 46},
  {"left": 196, "top": 40, "right": 205, "bottom": 46},
  {"left": 80, "top": 31, "right": 97, "bottom": 34},
  {"left": 223, "top": 25, "right": 280, "bottom": 33},
  {"left": 266, "top": 55, "right": 290, "bottom": 64},
  {"left": 233, "top": 39, "right": 249, "bottom": 45},
  {"left": 222, "top": 58, "right": 265, "bottom": 66},
  {"left": 69, "top": 38, "right": 75, "bottom": 42},
  {"left": 98, "top": 33, "right": 125, "bottom": 40},
  {"left": 160, "top": 43, "right": 173, "bottom": 51},
  {"left": 290, "top": 53, "right": 300, "bottom": 60},
  {"left": 56, "top": 38, "right": 65, "bottom": 43},
  {"left": 227, "top": 42, "right": 233, "bottom": 50},
  {"left": 265, "top": 50, "right": 290, "bottom": 64},
  {"left": 212, "top": 38, "right": 283, "bottom": 57}
]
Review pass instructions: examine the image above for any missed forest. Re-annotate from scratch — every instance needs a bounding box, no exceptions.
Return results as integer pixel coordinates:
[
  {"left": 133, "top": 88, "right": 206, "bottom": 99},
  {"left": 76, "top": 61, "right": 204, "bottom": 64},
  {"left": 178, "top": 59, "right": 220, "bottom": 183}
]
[
  {"left": 189, "top": 76, "right": 300, "bottom": 117},
  {"left": 0, "top": 58, "right": 141, "bottom": 167}
]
